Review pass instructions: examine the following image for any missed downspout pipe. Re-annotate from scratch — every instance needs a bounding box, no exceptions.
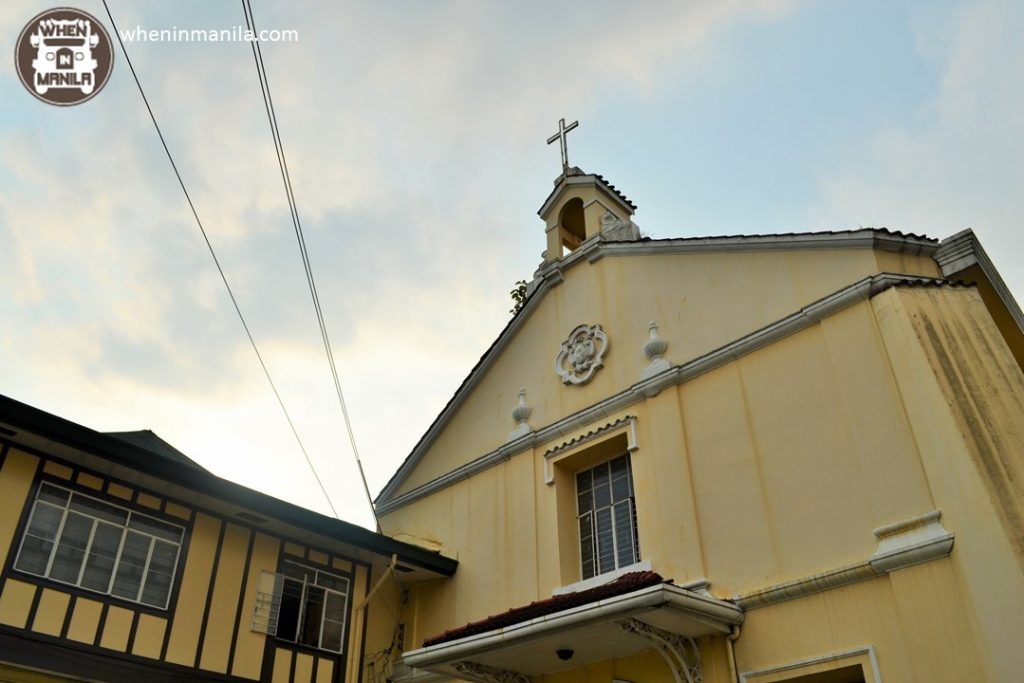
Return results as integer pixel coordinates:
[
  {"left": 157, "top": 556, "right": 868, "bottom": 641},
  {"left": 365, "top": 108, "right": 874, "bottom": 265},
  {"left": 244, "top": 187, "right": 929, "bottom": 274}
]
[{"left": 726, "top": 624, "right": 741, "bottom": 683}]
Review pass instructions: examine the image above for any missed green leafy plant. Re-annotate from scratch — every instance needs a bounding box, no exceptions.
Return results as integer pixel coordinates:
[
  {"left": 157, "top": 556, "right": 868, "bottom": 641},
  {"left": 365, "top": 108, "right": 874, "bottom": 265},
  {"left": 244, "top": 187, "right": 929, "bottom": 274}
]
[{"left": 509, "top": 279, "right": 528, "bottom": 315}]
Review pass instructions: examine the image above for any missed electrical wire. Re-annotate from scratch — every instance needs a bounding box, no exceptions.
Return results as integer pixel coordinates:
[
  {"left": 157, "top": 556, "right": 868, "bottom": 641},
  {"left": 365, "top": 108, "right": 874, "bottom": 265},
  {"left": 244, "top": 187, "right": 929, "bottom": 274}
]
[
  {"left": 102, "top": 0, "right": 340, "bottom": 519},
  {"left": 241, "top": 0, "right": 380, "bottom": 531}
]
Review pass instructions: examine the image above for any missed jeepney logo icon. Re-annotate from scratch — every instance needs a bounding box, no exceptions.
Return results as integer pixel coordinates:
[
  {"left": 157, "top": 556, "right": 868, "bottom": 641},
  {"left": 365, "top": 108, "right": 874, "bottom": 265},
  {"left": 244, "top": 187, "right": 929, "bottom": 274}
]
[{"left": 15, "top": 7, "right": 114, "bottom": 106}]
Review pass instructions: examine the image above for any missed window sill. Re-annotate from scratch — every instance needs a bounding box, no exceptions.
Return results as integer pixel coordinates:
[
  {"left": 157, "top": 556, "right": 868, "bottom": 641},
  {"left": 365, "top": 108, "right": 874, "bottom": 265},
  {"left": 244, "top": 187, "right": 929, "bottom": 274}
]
[{"left": 552, "top": 559, "right": 651, "bottom": 596}]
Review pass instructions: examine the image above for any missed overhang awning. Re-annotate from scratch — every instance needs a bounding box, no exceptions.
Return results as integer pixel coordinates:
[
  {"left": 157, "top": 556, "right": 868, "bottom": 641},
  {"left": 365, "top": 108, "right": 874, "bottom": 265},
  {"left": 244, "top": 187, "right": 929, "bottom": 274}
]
[{"left": 398, "top": 573, "right": 743, "bottom": 682}]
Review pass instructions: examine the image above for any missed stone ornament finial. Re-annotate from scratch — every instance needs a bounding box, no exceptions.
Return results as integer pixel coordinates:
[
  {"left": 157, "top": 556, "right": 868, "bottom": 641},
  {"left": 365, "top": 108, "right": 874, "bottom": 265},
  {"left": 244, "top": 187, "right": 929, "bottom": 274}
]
[
  {"left": 507, "top": 388, "right": 533, "bottom": 442},
  {"left": 555, "top": 324, "right": 609, "bottom": 385},
  {"left": 640, "top": 320, "right": 672, "bottom": 380}
]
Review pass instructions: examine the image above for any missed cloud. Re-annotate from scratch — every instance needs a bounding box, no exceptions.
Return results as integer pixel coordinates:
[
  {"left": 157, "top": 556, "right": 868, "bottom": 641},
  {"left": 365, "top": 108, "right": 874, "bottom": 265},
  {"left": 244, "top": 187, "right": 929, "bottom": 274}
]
[
  {"left": 810, "top": 0, "right": 1024, "bottom": 298},
  {"left": 0, "top": 0, "right": 801, "bottom": 526}
]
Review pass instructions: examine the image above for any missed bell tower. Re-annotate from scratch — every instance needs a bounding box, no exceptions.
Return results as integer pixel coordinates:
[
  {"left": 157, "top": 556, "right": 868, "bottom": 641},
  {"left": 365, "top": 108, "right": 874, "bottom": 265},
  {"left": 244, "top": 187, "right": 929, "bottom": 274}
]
[{"left": 538, "top": 119, "right": 639, "bottom": 264}]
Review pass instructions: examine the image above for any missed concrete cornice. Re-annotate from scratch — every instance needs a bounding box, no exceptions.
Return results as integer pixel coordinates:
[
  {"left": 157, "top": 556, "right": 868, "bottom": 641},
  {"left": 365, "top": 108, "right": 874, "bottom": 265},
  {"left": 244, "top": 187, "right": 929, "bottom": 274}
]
[
  {"left": 733, "top": 510, "right": 954, "bottom": 609},
  {"left": 602, "top": 230, "right": 936, "bottom": 257},
  {"left": 376, "top": 272, "right": 953, "bottom": 515},
  {"left": 934, "top": 228, "right": 1024, "bottom": 333}
]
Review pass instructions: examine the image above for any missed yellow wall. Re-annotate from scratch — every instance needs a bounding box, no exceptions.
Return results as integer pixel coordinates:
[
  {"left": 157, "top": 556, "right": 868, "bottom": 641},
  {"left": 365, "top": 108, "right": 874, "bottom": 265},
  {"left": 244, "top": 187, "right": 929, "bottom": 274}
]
[
  {"left": 0, "top": 445, "right": 375, "bottom": 683},
  {"left": 395, "top": 248, "right": 940, "bottom": 497},
  {"left": 380, "top": 243, "right": 1024, "bottom": 682}
]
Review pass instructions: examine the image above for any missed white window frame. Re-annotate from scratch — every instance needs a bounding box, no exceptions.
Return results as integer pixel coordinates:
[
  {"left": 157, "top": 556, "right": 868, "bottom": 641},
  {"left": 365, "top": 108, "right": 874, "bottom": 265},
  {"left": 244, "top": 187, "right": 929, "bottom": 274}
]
[
  {"left": 251, "top": 560, "right": 350, "bottom": 654},
  {"left": 576, "top": 453, "right": 640, "bottom": 581},
  {"left": 12, "top": 482, "right": 185, "bottom": 610}
]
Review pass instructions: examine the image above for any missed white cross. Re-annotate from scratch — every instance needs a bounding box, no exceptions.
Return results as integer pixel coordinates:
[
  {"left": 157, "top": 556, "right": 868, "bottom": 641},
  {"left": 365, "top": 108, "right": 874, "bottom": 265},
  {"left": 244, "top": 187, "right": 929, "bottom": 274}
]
[{"left": 547, "top": 118, "right": 579, "bottom": 174}]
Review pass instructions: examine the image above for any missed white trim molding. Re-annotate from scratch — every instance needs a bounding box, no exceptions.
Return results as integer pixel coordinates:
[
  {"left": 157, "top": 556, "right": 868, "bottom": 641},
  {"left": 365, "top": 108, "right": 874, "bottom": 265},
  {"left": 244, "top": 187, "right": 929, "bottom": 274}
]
[
  {"left": 376, "top": 273, "right": 956, "bottom": 515},
  {"left": 934, "top": 228, "right": 1024, "bottom": 333},
  {"left": 870, "top": 509, "right": 953, "bottom": 572},
  {"left": 543, "top": 415, "right": 638, "bottom": 485},
  {"left": 740, "top": 645, "right": 882, "bottom": 683},
  {"left": 734, "top": 511, "right": 953, "bottom": 610}
]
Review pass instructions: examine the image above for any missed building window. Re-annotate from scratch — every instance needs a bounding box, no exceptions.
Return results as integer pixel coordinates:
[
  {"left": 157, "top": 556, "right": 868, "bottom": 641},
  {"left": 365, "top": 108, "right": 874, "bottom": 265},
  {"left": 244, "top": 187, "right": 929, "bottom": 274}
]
[
  {"left": 13, "top": 482, "right": 184, "bottom": 609},
  {"left": 252, "top": 560, "right": 350, "bottom": 653},
  {"left": 576, "top": 454, "right": 639, "bottom": 580}
]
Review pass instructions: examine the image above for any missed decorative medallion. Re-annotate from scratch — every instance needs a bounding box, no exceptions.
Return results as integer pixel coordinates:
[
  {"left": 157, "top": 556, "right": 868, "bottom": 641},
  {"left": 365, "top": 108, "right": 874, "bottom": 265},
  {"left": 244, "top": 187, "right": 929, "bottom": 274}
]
[{"left": 555, "top": 323, "right": 609, "bottom": 385}]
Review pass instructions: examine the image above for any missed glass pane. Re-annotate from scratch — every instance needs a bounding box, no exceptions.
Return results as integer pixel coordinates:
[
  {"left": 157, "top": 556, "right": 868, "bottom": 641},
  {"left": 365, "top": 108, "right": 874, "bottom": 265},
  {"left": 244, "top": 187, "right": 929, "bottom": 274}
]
[
  {"left": 593, "top": 463, "right": 611, "bottom": 508},
  {"left": 610, "top": 456, "right": 631, "bottom": 503},
  {"left": 316, "top": 573, "right": 348, "bottom": 593},
  {"left": 81, "top": 521, "right": 123, "bottom": 592},
  {"left": 300, "top": 585, "right": 324, "bottom": 647},
  {"left": 25, "top": 501, "right": 64, "bottom": 542},
  {"left": 578, "top": 513, "right": 595, "bottom": 580},
  {"left": 610, "top": 455, "right": 629, "bottom": 479},
  {"left": 613, "top": 501, "right": 636, "bottom": 567},
  {"left": 15, "top": 534, "right": 55, "bottom": 575},
  {"left": 38, "top": 484, "right": 70, "bottom": 506},
  {"left": 575, "top": 469, "right": 591, "bottom": 492},
  {"left": 128, "top": 515, "right": 182, "bottom": 543},
  {"left": 324, "top": 590, "right": 346, "bottom": 621},
  {"left": 147, "top": 539, "right": 178, "bottom": 574},
  {"left": 611, "top": 470, "right": 631, "bottom": 503},
  {"left": 50, "top": 512, "right": 92, "bottom": 583},
  {"left": 576, "top": 487, "right": 593, "bottom": 515},
  {"left": 141, "top": 567, "right": 172, "bottom": 607},
  {"left": 322, "top": 591, "right": 347, "bottom": 651},
  {"left": 112, "top": 531, "right": 151, "bottom": 601},
  {"left": 140, "top": 539, "right": 178, "bottom": 607},
  {"left": 595, "top": 507, "right": 615, "bottom": 575},
  {"left": 321, "top": 618, "right": 343, "bottom": 652},
  {"left": 283, "top": 562, "right": 315, "bottom": 581},
  {"left": 277, "top": 578, "right": 304, "bottom": 641},
  {"left": 70, "top": 494, "right": 128, "bottom": 525}
]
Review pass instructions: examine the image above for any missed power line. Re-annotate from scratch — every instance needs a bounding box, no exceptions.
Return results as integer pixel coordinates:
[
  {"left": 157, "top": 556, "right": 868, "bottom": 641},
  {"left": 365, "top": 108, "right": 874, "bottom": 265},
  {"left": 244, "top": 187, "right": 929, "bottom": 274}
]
[
  {"left": 102, "top": 0, "right": 340, "bottom": 519},
  {"left": 241, "top": 0, "right": 381, "bottom": 531}
]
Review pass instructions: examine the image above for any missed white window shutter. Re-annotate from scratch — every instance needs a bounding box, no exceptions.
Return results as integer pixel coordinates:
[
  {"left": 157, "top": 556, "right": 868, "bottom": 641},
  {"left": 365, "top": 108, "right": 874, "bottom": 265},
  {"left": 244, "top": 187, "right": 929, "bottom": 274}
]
[{"left": 251, "top": 570, "right": 284, "bottom": 635}]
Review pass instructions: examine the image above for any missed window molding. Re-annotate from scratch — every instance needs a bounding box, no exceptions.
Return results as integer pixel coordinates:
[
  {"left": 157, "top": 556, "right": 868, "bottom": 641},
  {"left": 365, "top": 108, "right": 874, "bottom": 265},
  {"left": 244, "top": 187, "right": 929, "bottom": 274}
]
[
  {"left": 543, "top": 415, "right": 637, "bottom": 485},
  {"left": 553, "top": 559, "right": 652, "bottom": 596},
  {"left": 11, "top": 481, "right": 186, "bottom": 611},
  {"left": 740, "top": 645, "right": 882, "bottom": 683}
]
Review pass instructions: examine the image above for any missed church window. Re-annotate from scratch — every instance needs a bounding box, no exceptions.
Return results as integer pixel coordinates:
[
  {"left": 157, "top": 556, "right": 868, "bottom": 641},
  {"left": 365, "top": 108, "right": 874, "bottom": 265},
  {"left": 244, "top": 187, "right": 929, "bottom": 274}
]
[
  {"left": 13, "top": 482, "right": 184, "bottom": 609},
  {"left": 576, "top": 454, "right": 639, "bottom": 579}
]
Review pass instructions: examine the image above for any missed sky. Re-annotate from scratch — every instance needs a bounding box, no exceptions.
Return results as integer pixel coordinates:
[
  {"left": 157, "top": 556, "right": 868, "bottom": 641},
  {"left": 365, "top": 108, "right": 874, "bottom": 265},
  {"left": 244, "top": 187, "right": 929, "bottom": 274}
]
[{"left": 1, "top": 0, "right": 1022, "bottom": 530}]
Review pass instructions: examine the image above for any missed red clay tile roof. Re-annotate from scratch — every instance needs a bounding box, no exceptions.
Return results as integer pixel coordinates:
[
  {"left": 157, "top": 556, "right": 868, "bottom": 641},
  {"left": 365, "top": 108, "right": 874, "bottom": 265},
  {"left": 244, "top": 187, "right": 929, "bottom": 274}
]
[{"left": 422, "top": 571, "right": 667, "bottom": 647}]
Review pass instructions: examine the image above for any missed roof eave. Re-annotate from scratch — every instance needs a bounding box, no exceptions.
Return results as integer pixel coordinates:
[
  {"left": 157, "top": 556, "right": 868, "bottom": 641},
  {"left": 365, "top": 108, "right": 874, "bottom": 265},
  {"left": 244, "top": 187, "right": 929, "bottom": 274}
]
[
  {"left": 537, "top": 174, "right": 636, "bottom": 219},
  {"left": 0, "top": 394, "right": 458, "bottom": 578},
  {"left": 403, "top": 583, "right": 742, "bottom": 675}
]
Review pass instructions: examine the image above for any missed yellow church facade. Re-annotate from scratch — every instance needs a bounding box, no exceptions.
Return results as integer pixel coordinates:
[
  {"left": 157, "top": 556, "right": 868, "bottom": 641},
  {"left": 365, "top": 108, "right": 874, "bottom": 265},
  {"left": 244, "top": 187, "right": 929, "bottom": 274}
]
[{"left": 373, "top": 168, "right": 1024, "bottom": 682}]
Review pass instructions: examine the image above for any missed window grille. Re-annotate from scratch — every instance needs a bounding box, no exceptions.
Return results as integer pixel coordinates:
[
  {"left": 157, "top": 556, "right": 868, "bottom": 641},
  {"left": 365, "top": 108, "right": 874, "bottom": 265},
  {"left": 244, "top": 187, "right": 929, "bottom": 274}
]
[{"left": 576, "top": 454, "right": 639, "bottom": 580}]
